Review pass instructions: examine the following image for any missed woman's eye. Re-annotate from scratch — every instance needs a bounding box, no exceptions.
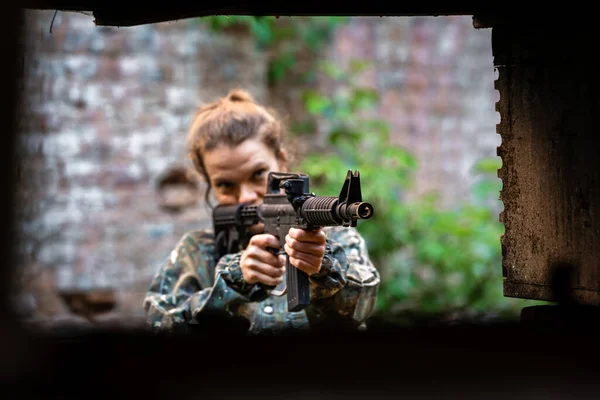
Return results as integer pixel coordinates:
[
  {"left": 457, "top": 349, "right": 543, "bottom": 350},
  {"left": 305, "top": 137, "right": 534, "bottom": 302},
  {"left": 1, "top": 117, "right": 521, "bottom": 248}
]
[
  {"left": 252, "top": 169, "right": 267, "bottom": 180},
  {"left": 216, "top": 181, "right": 234, "bottom": 190}
]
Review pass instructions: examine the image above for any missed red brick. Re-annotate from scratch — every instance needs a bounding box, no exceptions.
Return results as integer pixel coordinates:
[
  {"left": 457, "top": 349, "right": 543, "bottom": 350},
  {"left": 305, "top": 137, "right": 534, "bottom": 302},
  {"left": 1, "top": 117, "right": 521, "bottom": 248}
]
[{"left": 97, "top": 57, "right": 121, "bottom": 81}]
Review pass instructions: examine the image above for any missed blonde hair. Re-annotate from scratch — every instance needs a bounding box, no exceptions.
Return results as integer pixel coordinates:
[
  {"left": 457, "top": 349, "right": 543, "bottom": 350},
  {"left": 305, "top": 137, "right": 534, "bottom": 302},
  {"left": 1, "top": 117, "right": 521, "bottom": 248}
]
[{"left": 186, "top": 89, "right": 292, "bottom": 204}]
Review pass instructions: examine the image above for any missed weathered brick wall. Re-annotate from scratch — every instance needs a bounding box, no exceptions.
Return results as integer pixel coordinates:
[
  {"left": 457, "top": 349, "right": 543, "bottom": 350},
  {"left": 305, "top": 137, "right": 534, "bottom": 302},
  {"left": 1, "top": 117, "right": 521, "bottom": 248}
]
[
  {"left": 14, "top": 11, "right": 498, "bottom": 323},
  {"left": 319, "top": 17, "right": 499, "bottom": 205},
  {"left": 16, "top": 11, "right": 268, "bottom": 321},
  {"left": 379, "top": 17, "right": 499, "bottom": 204}
]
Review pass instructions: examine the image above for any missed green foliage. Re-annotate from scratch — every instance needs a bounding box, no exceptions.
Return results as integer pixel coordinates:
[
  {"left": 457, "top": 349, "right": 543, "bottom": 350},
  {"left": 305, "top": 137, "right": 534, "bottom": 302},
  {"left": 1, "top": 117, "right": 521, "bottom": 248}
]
[
  {"left": 195, "top": 16, "right": 349, "bottom": 84},
  {"left": 295, "top": 60, "right": 547, "bottom": 320}
]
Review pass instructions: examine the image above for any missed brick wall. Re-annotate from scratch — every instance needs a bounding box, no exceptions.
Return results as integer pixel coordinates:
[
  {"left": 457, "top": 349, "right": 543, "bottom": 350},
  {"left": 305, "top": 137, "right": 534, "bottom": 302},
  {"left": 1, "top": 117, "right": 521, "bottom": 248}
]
[
  {"left": 265, "top": 17, "right": 499, "bottom": 205},
  {"left": 14, "top": 11, "right": 498, "bottom": 324},
  {"left": 16, "top": 11, "right": 268, "bottom": 321},
  {"left": 316, "top": 17, "right": 499, "bottom": 205}
]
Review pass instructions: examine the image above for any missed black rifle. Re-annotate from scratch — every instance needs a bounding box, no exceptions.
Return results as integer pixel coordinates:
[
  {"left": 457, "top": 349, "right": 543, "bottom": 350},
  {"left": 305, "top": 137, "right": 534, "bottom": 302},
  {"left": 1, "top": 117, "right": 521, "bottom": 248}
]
[{"left": 212, "top": 170, "right": 374, "bottom": 312}]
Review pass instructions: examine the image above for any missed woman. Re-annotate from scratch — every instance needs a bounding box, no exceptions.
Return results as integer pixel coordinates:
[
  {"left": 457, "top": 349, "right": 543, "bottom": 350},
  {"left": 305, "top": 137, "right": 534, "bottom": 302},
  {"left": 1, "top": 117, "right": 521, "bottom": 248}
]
[{"left": 143, "top": 89, "right": 380, "bottom": 334}]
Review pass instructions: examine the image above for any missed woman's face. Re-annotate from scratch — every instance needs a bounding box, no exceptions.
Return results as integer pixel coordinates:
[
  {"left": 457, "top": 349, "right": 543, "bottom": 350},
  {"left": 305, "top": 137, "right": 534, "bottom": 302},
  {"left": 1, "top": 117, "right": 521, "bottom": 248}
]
[{"left": 203, "top": 138, "right": 286, "bottom": 207}]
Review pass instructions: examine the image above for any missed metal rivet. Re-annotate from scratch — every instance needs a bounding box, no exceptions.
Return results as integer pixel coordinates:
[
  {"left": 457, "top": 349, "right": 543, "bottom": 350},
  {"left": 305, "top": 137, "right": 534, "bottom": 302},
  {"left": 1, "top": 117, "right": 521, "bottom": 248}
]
[{"left": 263, "top": 306, "right": 274, "bottom": 314}]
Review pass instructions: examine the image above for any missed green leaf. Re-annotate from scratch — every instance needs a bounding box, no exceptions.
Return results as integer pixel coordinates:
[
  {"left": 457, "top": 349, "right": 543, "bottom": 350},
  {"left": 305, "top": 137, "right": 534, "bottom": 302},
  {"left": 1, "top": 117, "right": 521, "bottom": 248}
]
[
  {"left": 381, "top": 147, "right": 418, "bottom": 172},
  {"left": 267, "top": 52, "right": 296, "bottom": 84},
  {"left": 349, "top": 88, "right": 379, "bottom": 110},
  {"left": 363, "top": 119, "right": 390, "bottom": 137},
  {"left": 272, "top": 24, "right": 296, "bottom": 40},
  {"left": 303, "top": 90, "right": 332, "bottom": 115},
  {"left": 249, "top": 17, "right": 274, "bottom": 47},
  {"left": 328, "top": 129, "right": 362, "bottom": 147},
  {"left": 320, "top": 61, "right": 345, "bottom": 80},
  {"left": 472, "top": 179, "right": 502, "bottom": 202},
  {"left": 349, "top": 59, "right": 371, "bottom": 75},
  {"left": 290, "top": 120, "right": 317, "bottom": 136},
  {"left": 472, "top": 157, "right": 502, "bottom": 176}
]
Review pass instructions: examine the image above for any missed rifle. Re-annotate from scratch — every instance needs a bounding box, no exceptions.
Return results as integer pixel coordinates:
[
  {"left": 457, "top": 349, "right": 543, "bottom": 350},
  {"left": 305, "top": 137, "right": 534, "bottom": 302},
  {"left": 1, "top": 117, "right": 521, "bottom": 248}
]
[{"left": 212, "top": 170, "right": 374, "bottom": 312}]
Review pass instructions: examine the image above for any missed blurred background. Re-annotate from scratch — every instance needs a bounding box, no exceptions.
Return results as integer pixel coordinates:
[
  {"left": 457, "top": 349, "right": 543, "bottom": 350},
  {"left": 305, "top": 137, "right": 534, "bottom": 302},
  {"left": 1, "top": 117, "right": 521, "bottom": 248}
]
[{"left": 13, "top": 10, "right": 546, "bottom": 330}]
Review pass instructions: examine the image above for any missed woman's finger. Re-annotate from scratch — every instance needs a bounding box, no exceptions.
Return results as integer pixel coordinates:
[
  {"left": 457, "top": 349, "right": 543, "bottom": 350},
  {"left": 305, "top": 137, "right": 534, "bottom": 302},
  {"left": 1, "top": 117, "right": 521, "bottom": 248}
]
[
  {"left": 288, "top": 255, "right": 321, "bottom": 276},
  {"left": 288, "top": 227, "right": 327, "bottom": 244},
  {"left": 249, "top": 233, "right": 282, "bottom": 250},
  {"left": 285, "top": 235, "right": 325, "bottom": 257},
  {"left": 243, "top": 268, "right": 285, "bottom": 286},
  {"left": 244, "top": 257, "right": 285, "bottom": 278},
  {"left": 284, "top": 243, "right": 322, "bottom": 267},
  {"left": 244, "top": 243, "right": 282, "bottom": 266}
]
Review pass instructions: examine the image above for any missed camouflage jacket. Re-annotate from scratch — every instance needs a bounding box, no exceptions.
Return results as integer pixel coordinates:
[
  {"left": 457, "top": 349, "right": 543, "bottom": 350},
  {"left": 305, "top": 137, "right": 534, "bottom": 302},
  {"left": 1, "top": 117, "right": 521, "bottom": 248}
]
[{"left": 143, "top": 226, "right": 380, "bottom": 335}]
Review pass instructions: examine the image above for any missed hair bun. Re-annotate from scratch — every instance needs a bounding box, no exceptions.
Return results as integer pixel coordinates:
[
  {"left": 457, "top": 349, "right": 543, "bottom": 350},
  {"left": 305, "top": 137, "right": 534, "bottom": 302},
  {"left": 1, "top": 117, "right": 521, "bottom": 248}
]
[{"left": 227, "top": 89, "right": 254, "bottom": 103}]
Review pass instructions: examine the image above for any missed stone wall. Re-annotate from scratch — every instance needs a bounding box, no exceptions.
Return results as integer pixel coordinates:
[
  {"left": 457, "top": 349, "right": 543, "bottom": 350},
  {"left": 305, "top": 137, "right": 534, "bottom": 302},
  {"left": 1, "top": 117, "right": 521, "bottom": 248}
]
[{"left": 14, "top": 11, "right": 499, "bottom": 324}]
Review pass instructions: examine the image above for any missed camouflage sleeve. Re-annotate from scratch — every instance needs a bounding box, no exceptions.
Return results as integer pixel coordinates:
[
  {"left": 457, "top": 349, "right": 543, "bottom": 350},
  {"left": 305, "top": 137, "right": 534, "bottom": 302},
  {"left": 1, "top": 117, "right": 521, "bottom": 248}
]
[
  {"left": 143, "top": 231, "right": 270, "bottom": 332},
  {"left": 305, "top": 226, "right": 380, "bottom": 327}
]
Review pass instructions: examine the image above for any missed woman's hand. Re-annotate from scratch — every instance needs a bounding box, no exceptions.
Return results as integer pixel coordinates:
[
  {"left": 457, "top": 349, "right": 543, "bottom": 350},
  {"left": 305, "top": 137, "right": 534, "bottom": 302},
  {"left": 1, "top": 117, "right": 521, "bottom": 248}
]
[
  {"left": 240, "top": 234, "right": 286, "bottom": 286},
  {"left": 284, "top": 227, "right": 327, "bottom": 276},
  {"left": 240, "top": 228, "right": 327, "bottom": 286}
]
